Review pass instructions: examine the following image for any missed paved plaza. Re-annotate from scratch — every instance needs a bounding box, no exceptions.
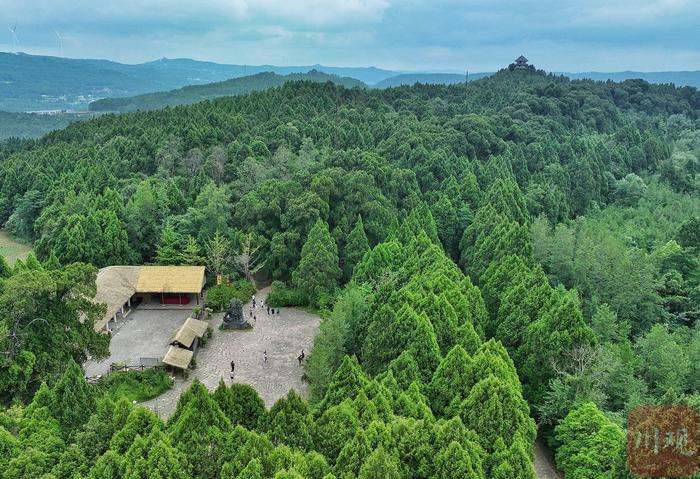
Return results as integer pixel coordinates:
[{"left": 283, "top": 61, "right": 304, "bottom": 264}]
[
  {"left": 141, "top": 287, "right": 321, "bottom": 416},
  {"left": 85, "top": 307, "right": 194, "bottom": 377}
]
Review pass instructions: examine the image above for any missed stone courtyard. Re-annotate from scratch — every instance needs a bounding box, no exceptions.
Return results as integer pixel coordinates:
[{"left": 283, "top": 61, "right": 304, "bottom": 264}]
[
  {"left": 141, "top": 287, "right": 321, "bottom": 417},
  {"left": 85, "top": 308, "right": 193, "bottom": 377}
]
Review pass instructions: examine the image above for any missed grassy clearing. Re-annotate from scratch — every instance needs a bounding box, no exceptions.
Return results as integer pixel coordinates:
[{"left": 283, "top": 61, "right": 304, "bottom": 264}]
[
  {"left": 0, "top": 230, "right": 32, "bottom": 266},
  {"left": 96, "top": 368, "right": 173, "bottom": 403}
]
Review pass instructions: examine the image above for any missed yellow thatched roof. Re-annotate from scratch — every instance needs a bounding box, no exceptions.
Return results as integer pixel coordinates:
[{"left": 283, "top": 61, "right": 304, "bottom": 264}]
[
  {"left": 172, "top": 317, "right": 209, "bottom": 348},
  {"left": 94, "top": 266, "right": 141, "bottom": 331},
  {"left": 136, "top": 266, "right": 205, "bottom": 294},
  {"left": 162, "top": 346, "right": 194, "bottom": 370}
]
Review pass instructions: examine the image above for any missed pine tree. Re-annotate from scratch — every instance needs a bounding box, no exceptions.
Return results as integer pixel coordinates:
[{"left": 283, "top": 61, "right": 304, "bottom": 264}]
[
  {"left": 460, "top": 376, "right": 536, "bottom": 454},
  {"left": 51, "top": 443, "right": 89, "bottom": 479},
  {"left": 235, "top": 458, "right": 264, "bottom": 479},
  {"left": 334, "top": 428, "right": 371, "bottom": 478},
  {"left": 520, "top": 289, "right": 596, "bottom": 404},
  {"left": 24, "top": 252, "right": 43, "bottom": 271},
  {"left": 64, "top": 222, "right": 87, "bottom": 264},
  {"left": 293, "top": 219, "right": 340, "bottom": 306},
  {"left": 554, "top": 403, "right": 626, "bottom": 479},
  {"left": 155, "top": 225, "right": 182, "bottom": 265},
  {"left": 86, "top": 450, "right": 122, "bottom": 479},
  {"left": 431, "top": 196, "right": 459, "bottom": 259},
  {"left": 42, "top": 250, "right": 61, "bottom": 271},
  {"left": 344, "top": 215, "right": 370, "bottom": 281},
  {"left": 265, "top": 390, "right": 314, "bottom": 451},
  {"left": 433, "top": 441, "right": 484, "bottom": 479},
  {"left": 168, "top": 380, "right": 231, "bottom": 477},
  {"left": 362, "top": 304, "right": 441, "bottom": 381},
  {"left": 0, "top": 254, "right": 11, "bottom": 278},
  {"left": 358, "top": 446, "right": 400, "bottom": 479},
  {"left": 213, "top": 380, "right": 266, "bottom": 431},
  {"left": 50, "top": 358, "right": 96, "bottom": 440},
  {"left": 387, "top": 351, "right": 421, "bottom": 391},
  {"left": 313, "top": 401, "right": 360, "bottom": 462},
  {"left": 394, "top": 382, "right": 434, "bottom": 421},
  {"left": 428, "top": 345, "right": 472, "bottom": 417},
  {"left": 109, "top": 407, "right": 163, "bottom": 454},
  {"left": 179, "top": 235, "right": 204, "bottom": 265}
]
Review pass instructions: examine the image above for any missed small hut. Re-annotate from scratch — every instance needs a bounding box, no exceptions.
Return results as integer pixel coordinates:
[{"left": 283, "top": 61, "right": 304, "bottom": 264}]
[
  {"left": 162, "top": 346, "right": 194, "bottom": 372},
  {"left": 171, "top": 317, "right": 209, "bottom": 350}
]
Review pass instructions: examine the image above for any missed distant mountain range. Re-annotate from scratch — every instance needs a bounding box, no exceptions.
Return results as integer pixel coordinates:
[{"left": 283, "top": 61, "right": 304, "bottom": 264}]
[
  {"left": 562, "top": 71, "right": 700, "bottom": 88},
  {"left": 0, "top": 52, "right": 398, "bottom": 111},
  {"left": 89, "top": 70, "right": 366, "bottom": 112},
  {"left": 373, "top": 72, "right": 491, "bottom": 88},
  {"left": 0, "top": 51, "right": 699, "bottom": 114}
]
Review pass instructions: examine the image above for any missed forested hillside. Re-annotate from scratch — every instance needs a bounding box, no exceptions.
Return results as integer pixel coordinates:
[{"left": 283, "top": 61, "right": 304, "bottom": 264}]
[
  {"left": 89, "top": 71, "right": 366, "bottom": 112},
  {"left": 1, "top": 67, "right": 699, "bottom": 478}
]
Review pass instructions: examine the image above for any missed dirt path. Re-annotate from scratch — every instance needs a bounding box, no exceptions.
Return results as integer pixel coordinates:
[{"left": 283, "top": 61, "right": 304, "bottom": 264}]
[
  {"left": 142, "top": 287, "right": 320, "bottom": 417},
  {"left": 534, "top": 439, "right": 563, "bottom": 479}
]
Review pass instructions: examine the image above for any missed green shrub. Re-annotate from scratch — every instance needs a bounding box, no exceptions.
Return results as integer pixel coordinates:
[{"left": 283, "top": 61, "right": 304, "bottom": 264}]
[
  {"left": 97, "top": 368, "right": 173, "bottom": 403},
  {"left": 205, "top": 280, "right": 256, "bottom": 311},
  {"left": 266, "top": 281, "right": 309, "bottom": 307}
]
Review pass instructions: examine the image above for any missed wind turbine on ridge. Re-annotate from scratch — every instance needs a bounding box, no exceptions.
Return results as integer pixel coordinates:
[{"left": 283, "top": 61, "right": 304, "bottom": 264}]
[
  {"left": 8, "top": 24, "right": 18, "bottom": 53},
  {"left": 53, "top": 29, "right": 64, "bottom": 57}
]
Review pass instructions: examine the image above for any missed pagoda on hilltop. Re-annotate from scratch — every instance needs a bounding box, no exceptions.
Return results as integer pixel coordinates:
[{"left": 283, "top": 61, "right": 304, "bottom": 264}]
[{"left": 514, "top": 55, "right": 529, "bottom": 69}]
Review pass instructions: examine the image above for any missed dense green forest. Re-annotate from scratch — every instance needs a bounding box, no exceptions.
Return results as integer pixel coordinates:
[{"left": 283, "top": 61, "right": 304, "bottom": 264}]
[
  {"left": 1, "top": 66, "right": 700, "bottom": 478},
  {"left": 88, "top": 71, "right": 366, "bottom": 112}
]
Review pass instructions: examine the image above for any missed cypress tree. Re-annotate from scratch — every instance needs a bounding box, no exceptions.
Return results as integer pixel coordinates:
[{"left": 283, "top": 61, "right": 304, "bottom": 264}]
[
  {"left": 266, "top": 390, "right": 314, "bottom": 451},
  {"left": 50, "top": 358, "right": 96, "bottom": 440},
  {"left": 180, "top": 235, "right": 204, "bottom": 265},
  {"left": 235, "top": 458, "right": 264, "bottom": 479},
  {"left": 0, "top": 254, "right": 11, "bottom": 278},
  {"left": 459, "top": 376, "right": 536, "bottom": 454},
  {"left": 293, "top": 219, "right": 340, "bottom": 306},
  {"left": 358, "top": 446, "right": 400, "bottom": 479},
  {"left": 42, "top": 250, "right": 61, "bottom": 271},
  {"left": 313, "top": 401, "right": 360, "bottom": 462},
  {"left": 428, "top": 345, "right": 472, "bottom": 417},
  {"left": 344, "top": 215, "right": 370, "bottom": 281},
  {"left": 155, "top": 225, "right": 182, "bottom": 265}
]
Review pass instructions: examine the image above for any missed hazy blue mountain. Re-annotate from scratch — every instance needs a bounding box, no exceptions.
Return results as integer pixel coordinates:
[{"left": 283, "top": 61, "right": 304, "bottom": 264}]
[
  {"left": 0, "top": 111, "right": 97, "bottom": 139},
  {"left": 89, "top": 70, "right": 366, "bottom": 112},
  {"left": 373, "top": 72, "right": 492, "bottom": 88},
  {"left": 0, "top": 52, "right": 395, "bottom": 111},
  {"left": 3, "top": 51, "right": 700, "bottom": 113},
  {"left": 562, "top": 71, "right": 700, "bottom": 89}
]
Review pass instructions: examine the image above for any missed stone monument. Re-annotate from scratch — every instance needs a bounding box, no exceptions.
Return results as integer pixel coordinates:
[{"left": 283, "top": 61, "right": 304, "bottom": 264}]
[{"left": 222, "top": 298, "right": 252, "bottom": 330}]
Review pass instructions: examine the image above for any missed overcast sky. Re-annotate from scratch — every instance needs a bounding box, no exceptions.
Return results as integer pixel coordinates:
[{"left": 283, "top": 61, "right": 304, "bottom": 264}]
[{"left": 2, "top": 0, "right": 699, "bottom": 72}]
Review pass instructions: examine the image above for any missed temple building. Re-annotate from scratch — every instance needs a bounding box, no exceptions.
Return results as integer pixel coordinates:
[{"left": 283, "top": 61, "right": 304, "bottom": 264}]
[{"left": 514, "top": 55, "right": 529, "bottom": 69}]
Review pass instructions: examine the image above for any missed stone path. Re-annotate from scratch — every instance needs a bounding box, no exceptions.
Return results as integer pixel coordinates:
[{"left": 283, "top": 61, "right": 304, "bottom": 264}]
[
  {"left": 534, "top": 439, "right": 563, "bottom": 479},
  {"left": 142, "top": 287, "right": 321, "bottom": 417}
]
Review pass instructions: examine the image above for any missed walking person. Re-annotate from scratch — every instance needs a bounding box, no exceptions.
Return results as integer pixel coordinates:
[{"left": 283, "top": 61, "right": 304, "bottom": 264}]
[
  {"left": 263, "top": 350, "right": 268, "bottom": 363},
  {"left": 229, "top": 361, "right": 235, "bottom": 381}
]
